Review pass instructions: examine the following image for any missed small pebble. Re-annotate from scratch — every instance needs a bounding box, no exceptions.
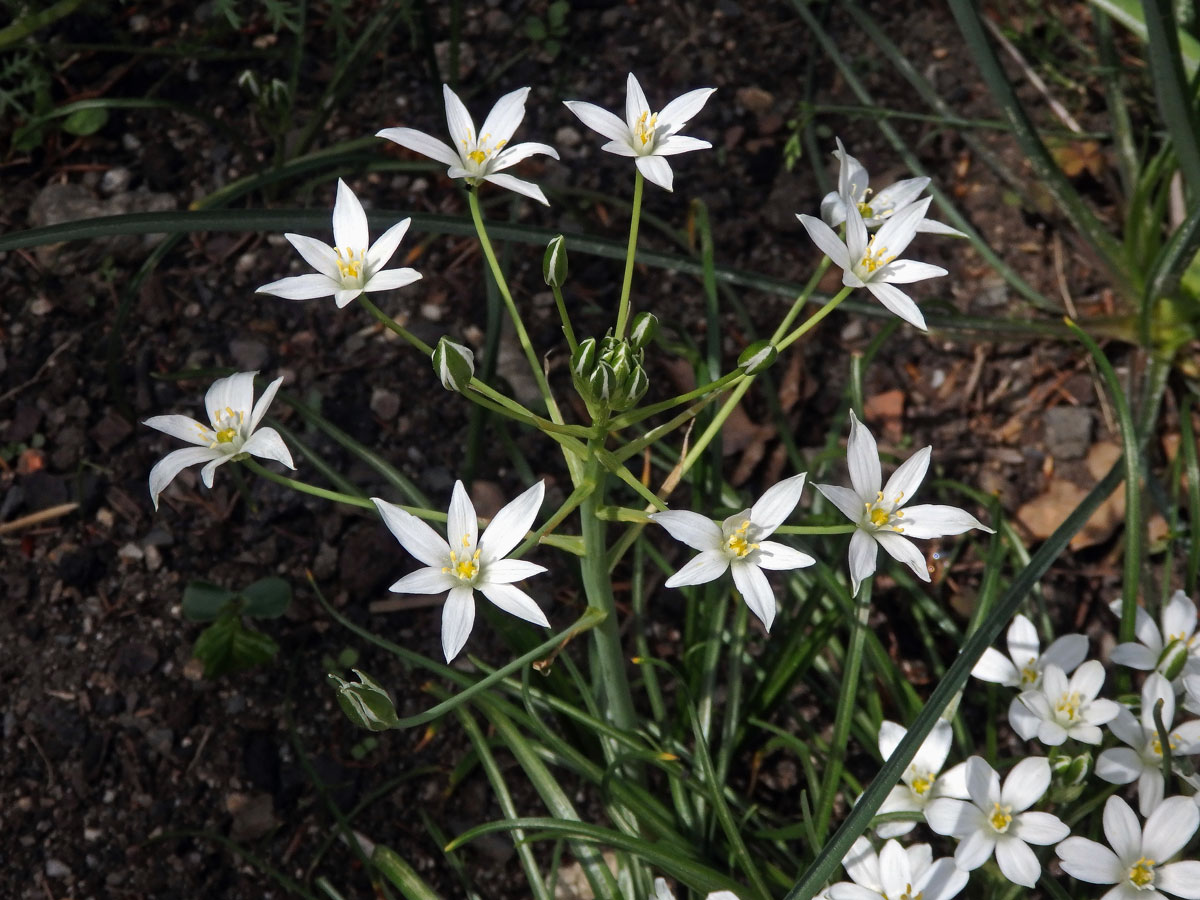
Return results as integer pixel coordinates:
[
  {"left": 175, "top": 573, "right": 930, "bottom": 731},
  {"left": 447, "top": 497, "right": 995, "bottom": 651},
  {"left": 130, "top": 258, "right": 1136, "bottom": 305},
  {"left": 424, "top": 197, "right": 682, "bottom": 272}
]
[{"left": 45, "top": 859, "right": 71, "bottom": 879}]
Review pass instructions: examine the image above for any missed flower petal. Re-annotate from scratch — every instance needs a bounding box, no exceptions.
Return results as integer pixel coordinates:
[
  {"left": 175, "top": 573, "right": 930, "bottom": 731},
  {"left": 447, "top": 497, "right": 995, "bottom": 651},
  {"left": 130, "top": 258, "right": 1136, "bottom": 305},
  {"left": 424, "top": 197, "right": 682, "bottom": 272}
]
[
  {"left": 842, "top": 836, "right": 882, "bottom": 891},
  {"left": 650, "top": 509, "right": 723, "bottom": 551},
  {"left": 478, "top": 582, "right": 549, "bottom": 628},
  {"left": 364, "top": 268, "right": 422, "bottom": 293},
  {"left": 845, "top": 202, "right": 869, "bottom": 264},
  {"left": 871, "top": 176, "right": 930, "bottom": 213},
  {"left": 1102, "top": 795, "right": 1143, "bottom": 862},
  {"left": 240, "top": 427, "right": 294, "bottom": 469},
  {"left": 482, "top": 558, "right": 547, "bottom": 585},
  {"left": 882, "top": 446, "right": 931, "bottom": 509},
  {"left": 754, "top": 540, "right": 815, "bottom": 571},
  {"left": 917, "top": 858, "right": 967, "bottom": 900},
  {"left": 148, "top": 446, "right": 220, "bottom": 509},
  {"left": 731, "top": 561, "right": 776, "bottom": 631},
  {"left": 874, "top": 531, "right": 930, "bottom": 582},
  {"left": 206, "top": 371, "right": 256, "bottom": 424},
  {"left": 1157, "top": 861, "right": 1200, "bottom": 899},
  {"left": 376, "top": 127, "right": 461, "bottom": 168},
  {"left": 994, "top": 836, "right": 1040, "bottom": 888},
  {"left": 1095, "top": 747, "right": 1142, "bottom": 786},
  {"left": 749, "top": 472, "right": 808, "bottom": 535},
  {"left": 658, "top": 87, "right": 715, "bottom": 133},
  {"left": 447, "top": 481, "right": 479, "bottom": 555},
  {"left": 478, "top": 87, "right": 529, "bottom": 147},
  {"left": 624, "top": 72, "right": 650, "bottom": 131},
  {"left": 878, "top": 259, "right": 948, "bottom": 284},
  {"left": 365, "top": 218, "right": 411, "bottom": 275},
  {"left": 248, "top": 375, "right": 284, "bottom": 432},
  {"left": 1001, "top": 756, "right": 1050, "bottom": 812},
  {"left": 846, "top": 411, "right": 882, "bottom": 497},
  {"left": 481, "top": 172, "right": 550, "bottom": 206},
  {"left": 1040, "top": 632, "right": 1089, "bottom": 675},
  {"left": 971, "top": 647, "right": 1020, "bottom": 687},
  {"left": 1057, "top": 835, "right": 1123, "bottom": 885},
  {"left": 924, "top": 798, "right": 978, "bottom": 839},
  {"left": 390, "top": 567, "right": 456, "bottom": 594},
  {"left": 283, "top": 233, "right": 341, "bottom": 280},
  {"left": 1008, "top": 693, "right": 1044, "bottom": 740},
  {"left": 655, "top": 134, "right": 712, "bottom": 155},
  {"left": 914, "top": 719, "right": 953, "bottom": 773},
  {"left": 953, "top": 828, "right": 996, "bottom": 872},
  {"left": 965, "top": 756, "right": 999, "bottom": 808},
  {"left": 199, "top": 453, "right": 235, "bottom": 488},
  {"left": 1109, "top": 641, "right": 1159, "bottom": 670},
  {"left": 877, "top": 721, "right": 906, "bottom": 760},
  {"left": 442, "top": 84, "right": 476, "bottom": 154},
  {"left": 1012, "top": 811, "right": 1068, "bottom": 844},
  {"left": 815, "top": 482, "right": 867, "bottom": 523},
  {"left": 866, "top": 282, "right": 927, "bottom": 330},
  {"left": 848, "top": 527, "right": 878, "bottom": 596},
  {"left": 635, "top": 154, "right": 674, "bottom": 191},
  {"left": 599, "top": 139, "right": 639, "bottom": 157},
  {"left": 563, "top": 100, "right": 629, "bottom": 142},
  {"left": 257, "top": 273, "right": 339, "bottom": 300},
  {"left": 877, "top": 840, "right": 912, "bottom": 896},
  {"left": 332, "top": 181, "right": 369, "bottom": 254},
  {"left": 1142, "top": 795, "right": 1200, "bottom": 861},
  {"left": 1137, "top": 768, "right": 1164, "bottom": 818},
  {"left": 144, "top": 414, "right": 212, "bottom": 447},
  {"left": 372, "top": 497, "right": 450, "bottom": 568},
  {"left": 873, "top": 196, "right": 932, "bottom": 260},
  {"left": 664, "top": 550, "right": 729, "bottom": 588},
  {"left": 441, "top": 585, "right": 476, "bottom": 662},
  {"left": 797, "top": 214, "right": 852, "bottom": 272},
  {"left": 492, "top": 141, "right": 560, "bottom": 169},
  {"left": 1069, "top": 659, "right": 1107, "bottom": 701},
  {"left": 478, "top": 480, "right": 544, "bottom": 563},
  {"left": 1163, "top": 590, "right": 1197, "bottom": 640}
]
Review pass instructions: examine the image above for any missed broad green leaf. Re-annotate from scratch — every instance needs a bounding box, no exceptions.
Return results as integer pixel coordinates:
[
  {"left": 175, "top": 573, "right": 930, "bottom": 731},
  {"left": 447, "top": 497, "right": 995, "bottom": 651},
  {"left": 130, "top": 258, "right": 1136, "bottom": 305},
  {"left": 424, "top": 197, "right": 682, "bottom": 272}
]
[
  {"left": 61, "top": 106, "right": 108, "bottom": 136},
  {"left": 182, "top": 580, "right": 235, "bottom": 622},
  {"left": 240, "top": 576, "right": 292, "bottom": 618},
  {"left": 193, "top": 611, "right": 279, "bottom": 677}
]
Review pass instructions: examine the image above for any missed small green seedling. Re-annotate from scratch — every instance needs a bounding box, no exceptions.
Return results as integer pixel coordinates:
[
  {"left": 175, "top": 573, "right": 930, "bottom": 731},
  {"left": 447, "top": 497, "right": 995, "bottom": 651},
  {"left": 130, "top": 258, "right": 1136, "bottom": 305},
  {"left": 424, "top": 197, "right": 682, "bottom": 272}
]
[{"left": 182, "top": 576, "right": 291, "bottom": 677}]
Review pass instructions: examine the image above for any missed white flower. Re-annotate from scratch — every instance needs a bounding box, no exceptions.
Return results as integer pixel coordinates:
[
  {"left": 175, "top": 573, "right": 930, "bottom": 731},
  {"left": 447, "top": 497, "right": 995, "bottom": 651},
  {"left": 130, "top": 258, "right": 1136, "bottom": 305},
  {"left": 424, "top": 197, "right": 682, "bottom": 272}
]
[
  {"left": 564, "top": 72, "right": 715, "bottom": 192},
  {"left": 814, "top": 411, "right": 993, "bottom": 597},
  {"left": 873, "top": 720, "right": 968, "bottom": 838},
  {"left": 1185, "top": 673, "right": 1200, "bottom": 715},
  {"left": 828, "top": 836, "right": 967, "bottom": 900},
  {"left": 820, "top": 138, "right": 964, "bottom": 236},
  {"left": 650, "top": 474, "right": 814, "bottom": 631},
  {"left": 925, "top": 756, "right": 1069, "bottom": 888},
  {"left": 372, "top": 481, "right": 549, "bottom": 662},
  {"left": 1056, "top": 794, "right": 1200, "bottom": 900},
  {"left": 256, "top": 179, "right": 421, "bottom": 308},
  {"left": 1097, "top": 673, "right": 1200, "bottom": 816},
  {"left": 1010, "top": 660, "right": 1119, "bottom": 746},
  {"left": 1110, "top": 592, "right": 1200, "bottom": 684},
  {"left": 797, "top": 196, "right": 947, "bottom": 331},
  {"left": 653, "top": 877, "right": 737, "bottom": 900},
  {"left": 144, "top": 371, "right": 294, "bottom": 510},
  {"left": 377, "top": 85, "right": 559, "bottom": 205},
  {"left": 971, "top": 612, "right": 1089, "bottom": 690}
]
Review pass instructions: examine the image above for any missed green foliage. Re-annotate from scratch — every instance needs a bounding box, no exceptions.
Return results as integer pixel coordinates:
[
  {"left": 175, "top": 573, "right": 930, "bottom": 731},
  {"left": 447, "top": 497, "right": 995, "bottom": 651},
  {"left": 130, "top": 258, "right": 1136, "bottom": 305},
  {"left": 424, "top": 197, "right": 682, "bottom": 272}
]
[
  {"left": 182, "top": 576, "right": 291, "bottom": 677},
  {"left": 213, "top": 0, "right": 303, "bottom": 34},
  {"left": 523, "top": 0, "right": 570, "bottom": 59},
  {"left": 192, "top": 608, "right": 280, "bottom": 678}
]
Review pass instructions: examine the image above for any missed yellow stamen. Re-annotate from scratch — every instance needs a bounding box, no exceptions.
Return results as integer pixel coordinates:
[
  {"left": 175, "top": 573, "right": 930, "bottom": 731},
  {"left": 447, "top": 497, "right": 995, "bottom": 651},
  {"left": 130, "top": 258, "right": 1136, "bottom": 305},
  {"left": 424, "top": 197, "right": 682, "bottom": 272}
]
[
  {"left": 635, "top": 110, "right": 658, "bottom": 146},
  {"left": 207, "top": 407, "right": 245, "bottom": 448},
  {"left": 1055, "top": 691, "right": 1082, "bottom": 722},
  {"left": 726, "top": 520, "right": 759, "bottom": 558},
  {"left": 989, "top": 802, "right": 1013, "bottom": 833},
  {"left": 335, "top": 246, "right": 364, "bottom": 280},
  {"left": 444, "top": 544, "right": 481, "bottom": 583},
  {"left": 1128, "top": 857, "right": 1155, "bottom": 888},
  {"left": 910, "top": 773, "right": 932, "bottom": 796},
  {"left": 467, "top": 149, "right": 488, "bottom": 165},
  {"left": 1020, "top": 657, "right": 1039, "bottom": 685},
  {"left": 1152, "top": 732, "right": 1180, "bottom": 757},
  {"left": 859, "top": 242, "right": 897, "bottom": 274}
]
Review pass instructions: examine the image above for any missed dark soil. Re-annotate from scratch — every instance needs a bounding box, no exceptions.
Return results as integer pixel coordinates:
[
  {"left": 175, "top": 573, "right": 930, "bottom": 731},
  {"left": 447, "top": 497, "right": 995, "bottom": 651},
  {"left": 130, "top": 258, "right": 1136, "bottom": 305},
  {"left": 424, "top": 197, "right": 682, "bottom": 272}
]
[{"left": 0, "top": 2, "right": 1160, "bottom": 898}]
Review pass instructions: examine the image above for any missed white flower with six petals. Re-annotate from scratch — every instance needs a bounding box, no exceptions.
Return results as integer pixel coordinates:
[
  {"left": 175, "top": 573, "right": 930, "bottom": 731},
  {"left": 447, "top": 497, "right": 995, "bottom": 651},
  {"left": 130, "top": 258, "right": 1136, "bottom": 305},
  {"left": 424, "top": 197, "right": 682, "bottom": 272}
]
[
  {"left": 373, "top": 481, "right": 549, "bottom": 662},
  {"left": 144, "top": 371, "right": 294, "bottom": 510},
  {"left": 1010, "top": 660, "right": 1119, "bottom": 746},
  {"left": 256, "top": 179, "right": 421, "bottom": 308},
  {"left": 814, "top": 411, "right": 993, "bottom": 597},
  {"left": 971, "top": 612, "right": 1089, "bottom": 690},
  {"left": 650, "top": 473, "right": 814, "bottom": 631},
  {"left": 828, "top": 837, "right": 967, "bottom": 900},
  {"left": 378, "top": 85, "right": 559, "bottom": 205},
  {"left": 564, "top": 72, "right": 715, "bottom": 192},
  {"left": 873, "top": 719, "right": 968, "bottom": 838},
  {"left": 1110, "top": 592, "right": 1200, "bottom": 684}
]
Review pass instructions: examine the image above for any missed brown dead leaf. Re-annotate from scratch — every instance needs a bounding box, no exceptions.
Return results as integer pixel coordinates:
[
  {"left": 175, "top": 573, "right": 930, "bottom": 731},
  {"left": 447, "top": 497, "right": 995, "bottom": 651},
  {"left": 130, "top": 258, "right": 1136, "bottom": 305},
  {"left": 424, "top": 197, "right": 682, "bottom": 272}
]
[
  {"left": 1016, "top": 441, "right": 1126, "bottom": 549},
  {"left": 1052, "top": 141, "right": 1105, "bottom": 179},
  {"left": 865, "top": 390, "right": 905, "bottom": 423}
]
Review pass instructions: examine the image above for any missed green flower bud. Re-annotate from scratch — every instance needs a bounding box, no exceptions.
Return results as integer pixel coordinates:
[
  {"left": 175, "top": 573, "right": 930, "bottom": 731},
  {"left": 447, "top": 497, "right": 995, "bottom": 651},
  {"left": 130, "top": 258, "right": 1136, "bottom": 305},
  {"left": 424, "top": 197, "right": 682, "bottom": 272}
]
[
  {"left": 606, "top": 341, "right": 635, "bottom": 384},
  {"left": 1158, "top": 638, "right": 1190, "bottom": 681},
  {"left": 571, "top": 337, "right": 598, "bottom": 382},
  {"left": 328, "top": 669, "right": 400, "bottom": 732},
  {"left": 431, "top": 337, "right": 475, "bottom": 392},
  {"left": 622, "top": 363, "right": 649, "bottom": 408},
  {"left": 587, "top": 361, "right": 615, "bottom": 404},
  {"left": 738, "top": 341, "right": 778, "bottom": 375},
  {"left": 629, "top": 312, "right": 658, "bottom": 350},
  {"left": 543, "top": 235, "right": 568, "bottom": 287}
]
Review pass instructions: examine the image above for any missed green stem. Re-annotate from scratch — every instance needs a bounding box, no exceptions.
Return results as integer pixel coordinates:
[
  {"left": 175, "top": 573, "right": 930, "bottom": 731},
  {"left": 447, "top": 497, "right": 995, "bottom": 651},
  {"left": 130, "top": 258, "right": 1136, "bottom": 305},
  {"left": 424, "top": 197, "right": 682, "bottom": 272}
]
[
  {"left": 614, "top": 170, "right": 645, "bottom": 340},
  {"left": 777, "top": 286, "right": 854, "bottom": 352},
  {"left": 551, "top": 282, "right": 578, "bottom": 353},
  {"left": 609, "top": 369, "right": 744, "bottom": 429},
  {"left": 241, "top": 459, "right": 376, "bottom": 509},
  {"left": 774, "top": 524, "right": 858, "bottom": 535}
]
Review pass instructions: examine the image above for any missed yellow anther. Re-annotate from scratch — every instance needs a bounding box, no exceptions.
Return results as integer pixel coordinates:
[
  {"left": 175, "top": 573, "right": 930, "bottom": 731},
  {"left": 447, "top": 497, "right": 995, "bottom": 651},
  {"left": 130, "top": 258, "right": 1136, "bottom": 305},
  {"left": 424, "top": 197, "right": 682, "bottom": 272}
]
[
  {"left": 214, "top": 427, "right": 238, "bottom": 444},
  {"left": 989, "top": 802, "right": 1013, "bottom": 833},
  {"left": 446, "top": 547, "right": 481, "bottom": 583},
  {"left": 461, "top": 534, "right": 471, "bottom": 548},
  {"left": 1152, "top": 732, "right": 1180, "bottom": 757},
  {"left": 859, "top": 243, "right": 897, "bottom": 274},
  {"left": 1128, "top": 857, "right": 1156, "bottom": 888},
  {"left": 467, "top": 149, "right": 488, "bottom": 165},
  {"left": 635, "top": 110, "right": 658, "bottom": 146},
  {"left": 1020, "top": 657, "right": 1039, "bottom": 685},
  {"left": 1055, "top": 691, "right": 1082, "bottom": 721},
  {"left": 910, "top": 773, "right": 933, "bottom": 796},
  {"left": 726, "top": 520, "right": 758, "bottom": 558},
  {"left": 870, "top": 507, "right": 891, "bottom": 527},
  {"left": 335, "top": 247, "right": 364, "bottom": 280}
]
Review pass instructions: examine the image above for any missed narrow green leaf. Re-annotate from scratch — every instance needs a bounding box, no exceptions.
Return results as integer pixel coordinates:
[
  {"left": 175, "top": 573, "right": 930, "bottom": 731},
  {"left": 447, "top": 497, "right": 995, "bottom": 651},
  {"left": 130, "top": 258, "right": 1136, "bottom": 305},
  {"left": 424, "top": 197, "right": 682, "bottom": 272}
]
[
  {"left": 61, "top": 106, "right": 108, "bottom": 136},
  {"left": 1142, "top": 0, "right": 1200, "bottom": 201},
  {"left": 372, "top": 846, "right": 444, "bottom": 900},
  {"left": 1088, "top": 0, "right": 1200, "bottom": 75}
]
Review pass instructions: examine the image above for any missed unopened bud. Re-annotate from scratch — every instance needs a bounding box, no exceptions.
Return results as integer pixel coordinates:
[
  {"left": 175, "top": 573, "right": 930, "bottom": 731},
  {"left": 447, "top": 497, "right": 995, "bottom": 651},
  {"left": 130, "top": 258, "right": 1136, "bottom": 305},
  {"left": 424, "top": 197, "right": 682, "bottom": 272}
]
[
  {"left": 621, "top": 364, "right": 649, "bottom": 408},
  {"left": 1159, "top": 639, "right": 1190, "bottom": 681},
  {"left": 543, "top": 235, "right": 568, "bottom": 287},
  {"left": 432, "top": 337, "right": 475, "bottom": 392},
  {"left": 738, "top": 341, "right": 778, "bottom": 375},
  {"left": 328, "top": 669, "right": 400, "bottom": 732},
  {"left": 587, "top": 362, "right": 615, "bottom": 404},
  {"left": 629, "top": 312, "right": 658, "bottom": 350},
  {"left": 570, "top": 337, "right": 597, "bottom": 382},
  {"left": 606, "top": 341, "right": 635, "bottom": 384}
]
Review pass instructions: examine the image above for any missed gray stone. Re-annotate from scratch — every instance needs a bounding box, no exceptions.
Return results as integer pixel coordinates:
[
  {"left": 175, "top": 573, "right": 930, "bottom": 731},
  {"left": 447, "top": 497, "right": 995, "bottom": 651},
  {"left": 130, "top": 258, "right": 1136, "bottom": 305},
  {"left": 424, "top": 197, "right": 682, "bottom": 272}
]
[{"left": 1043, "top": 406, "right": 1092, "bottom": 460}]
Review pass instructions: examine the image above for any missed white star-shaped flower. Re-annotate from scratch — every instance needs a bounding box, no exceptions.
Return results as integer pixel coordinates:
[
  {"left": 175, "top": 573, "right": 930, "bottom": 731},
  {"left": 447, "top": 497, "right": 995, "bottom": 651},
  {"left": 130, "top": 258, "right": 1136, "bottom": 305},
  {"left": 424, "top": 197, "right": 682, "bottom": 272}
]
[
  {"left": 373, "top": 481, "right": 549, "bottom": 662},
  {"left": 1110, "top": 592, "right": 1200, "bottom": 685},
  {"left": 650, "top": 474, "right": 814, "bottom": 631},
  {"left": 873, "top": 720, "right": 968, "bottom": 838},
  {"left": 814, "top": 411, "right": 993, "bottom": 596},
  {"left": 564, "top": 72, "right": 715, "bottom": 192},
  {"left": 798, "top": 195, "right": 947, "bottom": 331},
  {"left": 1056, "top": 795, "right": 1200, "bottom": 900},
  {"left": 925, "top": 756, "right": 1069, "bottom": 888},
  {"left": 971, "top": 612, "right": 1089, "bottom": 690},
  {"left": 828, "top": 837, "right": 967, "bottom": 900},
  {"left": 1097, "top": 673, "right": 1200, "bottom": 816},
  {"left": 256, "top": 179, "right": 421, "bottom": 308},
  {"left": 821, "top": 137, "right": 964, "bottom": 236},
  {"left": 144, "top": 371, "right": 294, "bottom": 510},
  {"left": 377, "top": 85, "right": 559, "bottom": 205},
  {"left": 1010, "top": 660, "right": 1119, "bottom": 746}
]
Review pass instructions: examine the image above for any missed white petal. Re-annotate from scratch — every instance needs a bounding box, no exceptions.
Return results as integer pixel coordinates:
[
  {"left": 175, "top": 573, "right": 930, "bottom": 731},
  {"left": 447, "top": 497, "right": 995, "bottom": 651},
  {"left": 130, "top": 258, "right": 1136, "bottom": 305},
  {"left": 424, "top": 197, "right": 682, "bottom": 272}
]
[
  {"left": 731, "top": 562, "right": 776, "bottom": 631},
  {"left": 848, "top": 528, "right": 878, "bottom": 596},
  {"left": 753, "top": 540, "right": 815, "bottom": 571},
  {"left": 1137, "top": 769, "right": 1164, "bottom": 818},
  {"left": 624, "top": 72, "right": 650, "bottom": 131},
  {"left": 1142, "top": 796, "right": 1200, "bottom": 861},
  {"left": 1070, "top": 659, "right": 1107, "bottom": 701},
  {"left": 866, "top": 282, "right": 927, "bottom": 330},
  {"left": 478, "top": 480, "right": 544, "bottom": 563},
  {"left": 994, "top": 836, "right": 1040, "bottom": 888},
  {"left": 655, "top": 135, "right": 712, "bottom": 156},
  {"left": 871, "top": 176, "right": 929, "bottom": 213},
  {"left": 658, "top": 87, "right": 715, "bottom": 132},
  {"left": 334, "top": 288, "right": 362, "bottom": 308},
  {"left": 241, "top": 427, "right": 294, "bottom": 469},
  {"left": 372, "top": 497, "right": 450, "bottom": 568},
  {"left": 842, "top": 836, "right": 882, "bottom": 890},
  {"left": 1141, "top": 673, "right": 1176, "bottom": 730},
  {"left": 478, "top": 87, "right": 529, "bottom": 147},
  {"left": 481, "top": 173, "right": 550, "bottom": 206},
  {"left": 797, "top": 214, "right": 852, "bottom": 272},
  {"left": 635, "top": 154, "right": 674, "bottom": 191},
  {"left": 664, "top": 550, "right": 729, "bottom": 588},
  {"left": 364, "top": 268, "right": 422, "bottom": 293},
  {"left": 821, "top": 192, "right": 848, "bottom": 227},
  {"left": 1012, "top": 811, "right": 1069, "bottom": 844},
  {"left": 257, "top": 273, "right": 339, "bottom": 300},
  {"left": 874, "top": 531, "right": 930, "bottom": 582},
  {"left": 877, "top": 841, "right": 913, "bottom": 896},
  {"left": 331, "top": 179, "right": 369, "bottom": 253},
  {"left": 874, "top": 786, "right": 919, "bottom": 839},
  {"left": 206, "top": 371, "right": 256, "bottom": 424},
  {"left": 563, "top": 100, "right": 629, "bottom": 142},
  {"left": 441, "top": 586, "right": 476, "bottom": 662},
  {"left": 923, "top": 798, "right": 978, "bottom": 839},
  {"left": 1040, "top": 633, "right": 1089, "bottom": 675},
  {"left": 1110, "top": 642, "right": 1159, "bottom": 670},
  {"left": 1102, "top": 795, "right": 1143, "bottom": 863},
  {"left": 1057, "top": 836, "right": 1123, "bottom": 885},
  {"left": 913, "top": 719, "right": 953, "bottom": 773},
  {"left": 650, "top": 509, "right": 723, "bottom": 551},
  {"left": 971, "top": 647, "right": 1020, "bottom": 686},
  {"left": 815, "top": 482, "right": 867, "bottom": 523},
  {"left": 482, "top": 558, "right": 547, "bottom": 585},
  {"left": 917, "top": 858, "right": 967, "bottom": 900},
  {"left": 148, "top": 446, "right": 220, "bottom": 509},
  {"left": 283, "top": 233, "right": 341, "bottom": 280},
  {"left": 914, "top": 217, "right": 967, "bottom": 237},
  {"left": 478, "top": 582, "right": 549, "bottom": 628},
  {"left": 365, "top": 217, "right": 411, "bottom": 276},
  {"left": 376, "top": 127, "right": 461, "bottom": 168},
  {"left": 442, "top": 84, "right": 476, "bottom": 154},
  {"left": 492, "top": 141, "right": 560, "bottom": 170},
  {"left": 199, "top": 453, "right": 234, "bottom": 488},
  {"left": 953, "top": 828, "right": 996, "bottom": 871},
  {"left": 1001, "top": 756, "right": 1050, "bottom": 812},
  {"left": 599, "top": 138, "right": 638, "bottom": 157},
  {"left": 881, "top": 446, "right": 931, "bottom": 509},
  {"left": 144, "top": 414, "right": 212, "bottom": 447},
  {"left": 390, "top": 567, "right": 457, "bottom": 594},
  {"left": 845, "top": 202, "right": 869, "bottom": 263},
  {"left": 1094, "top": 748, "right": 1143, "bottom": 785},
  {"left": 879, "top": 259, "right": 948, "bottom": 285},
  {"left": 1157, "top": 862, "right": 1200, "bottom": 898},
  {"left": 878, "top": 720, "right": 906, "bottom": 760},
  {"left": 965, "top": 756, "right": 999, "bottom": 808},
  {"left": 934, "top": 762, "right": 970, "bottom": 799},
  {"left": 836, "top": 139, "right": 869, "bottom": 203},
  {"left": 248, "top": 374, "right": 284, "bottom": 432},
  {"left": 1009, "top": 693, "right": 1045, "bottom": 740},
  {"left": 1108, "top": 705, "right": 1145, "bottom": 749},
  {"left": 749, "top": 473, "right": 808, "bottom": 535},
  {"left": 1162, "top": 590, "right": 1198, "bottom": 640},
  {"left": 447, "top": 481, "right": 479, "bottom": 555},
  {"left": 873, "top": 196, "right": 932, "bottom": 260},
  {"left": 846, "top": 411, "right": 882, "bottom": 496}
]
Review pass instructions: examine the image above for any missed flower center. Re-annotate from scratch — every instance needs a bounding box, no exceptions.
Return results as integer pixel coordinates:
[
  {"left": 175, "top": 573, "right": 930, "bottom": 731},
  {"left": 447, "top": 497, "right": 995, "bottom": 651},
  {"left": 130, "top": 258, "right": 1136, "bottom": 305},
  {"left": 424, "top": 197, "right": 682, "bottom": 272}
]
[
  {"left": 864, "top": 491, "right": 905, "bottom": 532},
  {"left": 206, "top": 407, "right": 245, "bottom": 448},
  {"left": 1151, "top": 732, "right": 1180, "bottom": 757},
  {"left": 443, "top": 534, "right": 481, "bottom": 583},
  {"left": 461, "top": 130, "right": 507, "bottom": 169},
  {"left": 1020, "top": 657, "right": 1040, "bottom": 686},
  {"left": 725, "top": 520, "right": 759, "bottom": 559},
  {"left": 883, "top": 886, "right": 923, "bottom": 900},
  {"left": 1128, "top": 857, "right": 1156, "bottom": 889},
  {"left": 1055, "top": 691, "right": 1082, "bottom": 722},
  {"left": 988, "top": 802, "right": 1013, "bottom": 834},
  {"left": 858, "top": 240, "right": 896, "bottom": 275},
  {"left": 635, "top": 110, "right": 659, "bottom": 148},
  {"left": 909, "top": 770, "right": 933, "bottom": 796},
  {"left": 335, "top": 246, "right": 366, "bottom": 281}
]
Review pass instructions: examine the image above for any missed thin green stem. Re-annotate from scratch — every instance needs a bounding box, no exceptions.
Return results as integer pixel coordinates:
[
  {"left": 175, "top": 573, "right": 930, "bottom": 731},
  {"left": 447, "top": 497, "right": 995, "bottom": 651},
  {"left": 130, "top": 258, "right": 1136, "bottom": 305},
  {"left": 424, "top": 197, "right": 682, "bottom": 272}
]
[
  {"left": 551, "top": 282, "right": 579, "bottom": 353},
  {"left": 241, "top": 459, "right": 375, "bottom": 509},
  {"left": 775, "top": 524, "right": 858, "bottom": 535},
  {"left": 777, "top": 286, "right": 854, "bottom": 352},
  {"left": 615, "top": 170, "right": 645, "bottom": 340}
]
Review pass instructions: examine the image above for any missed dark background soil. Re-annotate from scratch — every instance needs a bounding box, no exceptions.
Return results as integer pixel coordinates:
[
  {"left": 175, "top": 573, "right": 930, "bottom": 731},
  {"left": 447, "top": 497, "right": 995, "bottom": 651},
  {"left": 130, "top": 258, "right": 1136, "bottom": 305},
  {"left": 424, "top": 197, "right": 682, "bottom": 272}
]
[{"left": 0, "top": 1, "right": 1169, "bottom": 898}]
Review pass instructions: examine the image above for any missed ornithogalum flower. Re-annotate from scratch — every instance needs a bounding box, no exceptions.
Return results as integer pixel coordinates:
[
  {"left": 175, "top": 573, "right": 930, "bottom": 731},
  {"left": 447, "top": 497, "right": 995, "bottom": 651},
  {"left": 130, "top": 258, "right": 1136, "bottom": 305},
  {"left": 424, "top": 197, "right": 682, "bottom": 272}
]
[
  {"left": 564, "top": 72, "right": 715, "bottom": 192},
  {"left": 815, "top": 411, "right": 993, "bottom": 596},
  {"left": 821, "top": 137, "right": 964, "bottom": 236},
  {"left": 256, "top": 179, "right": 421, "bottom": 308},
  {"left": 1056, "top": 795, "right": 1200, "bottom": 900},
  {"left": 1096, "top": 673, "right": 1200, "bottom": 816},
  {"left": 829, "top": 837, "right": 967, "bottom": 900},
  {"left": 144, "top": 371, "right": 294, "bottom": 510},
  {"left": 925, "top": 756, "right": 1069, "bottom": 888},
  {"left": 797, "top": 197, "right": 947, "bottom": 331},
  {"left": 1010, "top": 660, "right": 1119, "bottom": 746},
  {"left": 650, "top": 473, "right": 814, "bottom": 631},
  {"left": 971, "top": 612, "right": 1089, "bottom": 690},
  {"left": 873, "top": 720, "right": 968, "bottom": 838},
  {"left": 377, "top": 85, "right": 559, "bottom": 205},
  {"left": 372, "top": 481, "right": 549, "bottom": 662},
  {"left": 654, "top": 877, "right": 737, "bottom": 900},
  {"left": 1109, "top": 592, "right": 1200, "bottom": 684}
]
